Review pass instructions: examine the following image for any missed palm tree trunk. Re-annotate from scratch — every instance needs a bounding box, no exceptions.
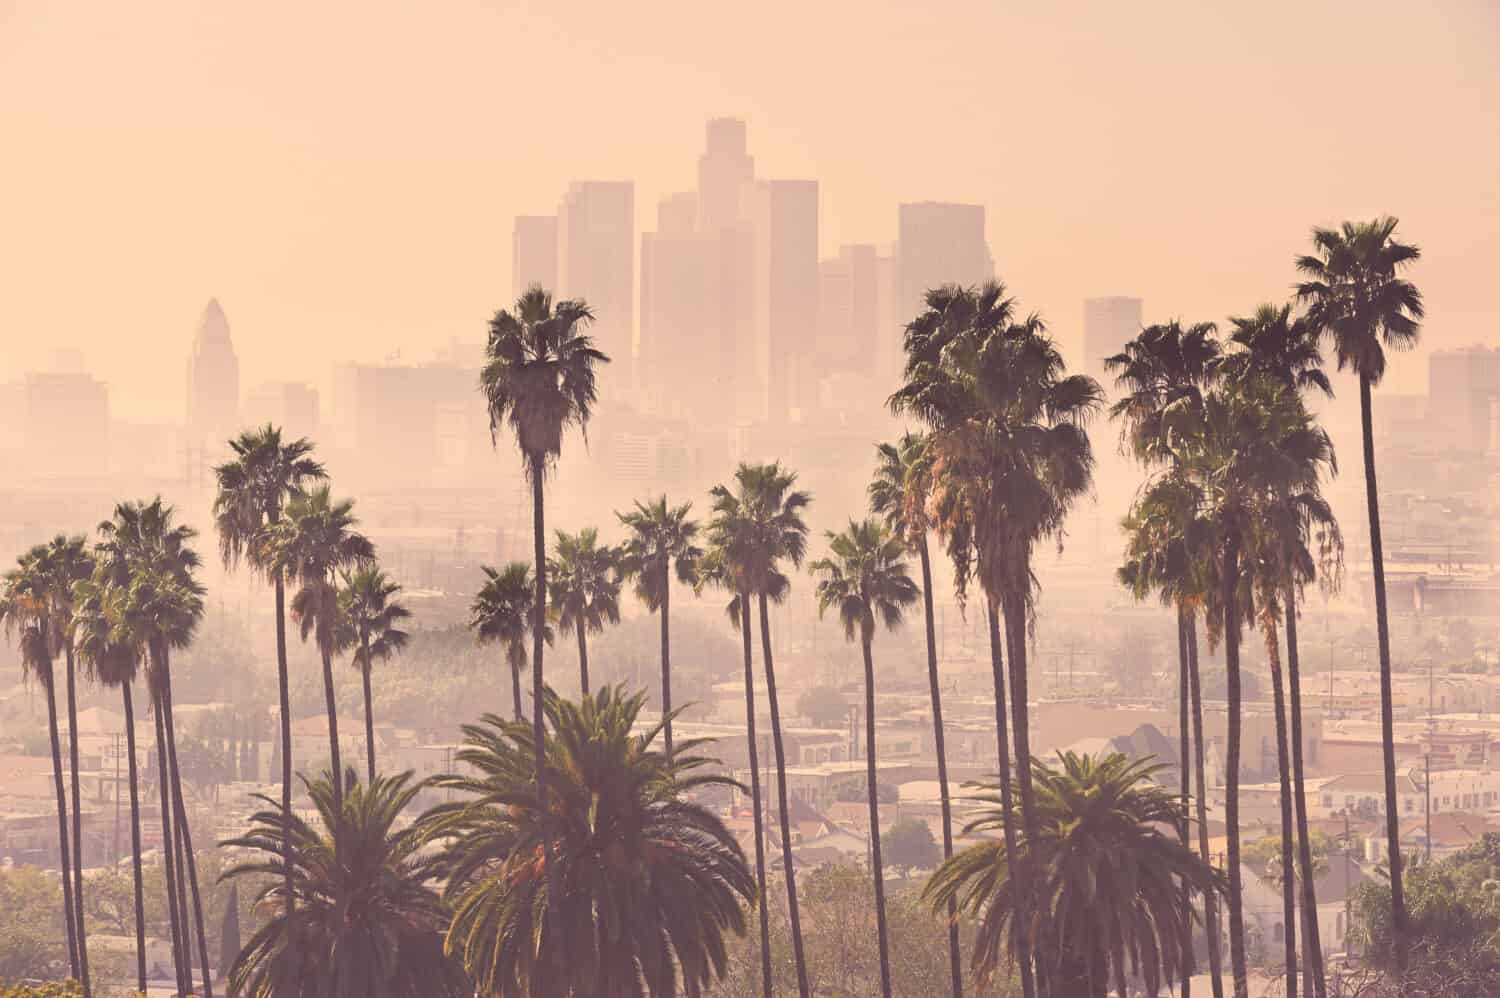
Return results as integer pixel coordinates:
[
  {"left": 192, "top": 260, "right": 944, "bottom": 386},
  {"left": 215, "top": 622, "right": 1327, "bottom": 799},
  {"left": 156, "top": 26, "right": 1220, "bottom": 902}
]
[
  {"left": 918, "top": 537, "right": 963, "bottom": 998},
  {"left": 273, "top": 570, "right": 296, "bottom": 920},
  {"left": 63, "top": 646, "right": 92, "bottom": 998},
  {"left": 121, "top": 682, "right": 148, "bottom": 996},
  {"left": 1265, "top": 620, "right": 1298, "bottom": 998},
  {"left": 576, "top": 619, "right": 590, "bottom": 696},
  {"left": 1284, "top": 588, "right": 1326, "bottom": 998},
  {"left": 510, "top": 654, "right": 524, "bottom": 723},
  {"left": 1188, "top": 609, "right": 1225, "bottom": 998},
  {"left": 985, "top": 596, "right": 1033, "bottom": 998},
  {"left": 861, "top": 634, "right": 894, "bottom": 998},
  {"left": 1359, "top": 373, "right": 1407, "bottom": 974},
  {"left": 46, "top": 675, "right": 82, "bottom": 983},
  {"left": 660, "top": 569, "right": 673, "bottom": 758},
  {"left": 362, "top": 647, "right": 377, "bottom": 782},
  {"left": 1222, "top": 538, "right": 1250, "bottom": 998},
  {"left": 164, "top": 681, "right": 213, "bottom": 998},
  {"left": 739, "top": 595, "right": 773, "bottom": 998},
  {"left": 1177, "top": 605, "right": 1194, "bottom": 998},
  {"left": 530, "top": 466, "right": 563, "bottom": 989},
  {"left": 757, "top": 591, "right": 810, "bottom": 998},
  {"left": 1003, "top": 590, "right": 1045, "bottom": 997},
  {"left": 321, "top": 642, "right": 343, "bottom": 815},
  {"left": 152, "top": 697, "right": 187, "bottom": 996}
]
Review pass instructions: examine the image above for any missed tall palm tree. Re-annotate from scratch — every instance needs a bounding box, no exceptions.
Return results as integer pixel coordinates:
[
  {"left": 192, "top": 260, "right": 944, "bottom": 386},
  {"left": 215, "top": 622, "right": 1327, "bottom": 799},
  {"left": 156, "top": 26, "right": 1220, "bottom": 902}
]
[
  {"left": 337, "top": 565, "right": 411, "bottom": 782},
  {"left": 479, "top": 285, "right": 608, "bottom": 953},
  {"left": 547, "top": 526, "right": 621, "bottom": 696},
  {"left": 470, "top": 562, "right": 552, "bottom": 721},
  {"left": 269, "top": 484, "right": 375, "bottom": 818},
  {"left": 869, "top": 430, "right": 964, "bottom": 998},
  {"left": 1295, "top": 216, "right": 1423, "bottom": 974},
  {"left": 220, "top": 771, "right": 469, "bottom": 997},
  {"left": 925, "top": 752, "right": 1227, "bottom": 998},
  {"left": 810, "top": 519, "right": 921, "bottom": 998},
  {"left": 213, "top": 424, "right": 326, "bottom": 921},
  {"left": 616, "top": 495, "right": 701, "bottom": 757},
  {"left": 1, "top": 546, "right": 83, "bottom": 984},
  {"left": 72, "top": 574, "right": 149, "bottom": 995},
  {"left": 420, "top": 687, "right": 755, "bottom": 996},
  {"left": 709, "top": 462, "right": 813, "bottom": 998}
]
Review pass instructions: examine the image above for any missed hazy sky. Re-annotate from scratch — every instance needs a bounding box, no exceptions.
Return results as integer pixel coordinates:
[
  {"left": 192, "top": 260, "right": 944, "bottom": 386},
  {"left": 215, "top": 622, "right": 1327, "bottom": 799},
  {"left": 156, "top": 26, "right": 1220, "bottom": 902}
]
[{"left": 3, "top": 1, "right": 1497, "bottom": 421}]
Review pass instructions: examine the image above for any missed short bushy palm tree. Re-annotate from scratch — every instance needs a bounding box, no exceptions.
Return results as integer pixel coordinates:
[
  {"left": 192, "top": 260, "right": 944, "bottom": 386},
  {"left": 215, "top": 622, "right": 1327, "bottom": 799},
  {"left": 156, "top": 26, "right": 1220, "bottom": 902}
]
[
  {"left": 420, "top": 687, "right": 755, "bottom": 997},
  {"left": 220, "top": 771, "right": 468, "bottom": 998},
  {"left": 548, "top": 526, "right": 621, "bottom": 696},
  {"left": 336, "top": 565, "right": 410, "bottom": 781},
  {"left": 470, "top": 562, "right": 551, "bottom": 721},
  {"left": 810, "top": 519, "right": 921, "bottom": 998},
  {"left": 925, "top": 752, "right": 1226, "bottom": 998},
  {"left": 616, "top": 495, "right": 701, "bottom": 757},
  {"left": 1296, "top": 216, "right": 1423, "bottom": 973}
]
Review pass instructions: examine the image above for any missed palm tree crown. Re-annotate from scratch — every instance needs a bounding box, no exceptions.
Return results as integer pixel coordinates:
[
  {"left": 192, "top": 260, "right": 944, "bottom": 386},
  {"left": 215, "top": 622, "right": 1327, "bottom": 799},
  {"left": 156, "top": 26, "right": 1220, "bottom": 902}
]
[
  {"left": 868, "top": 430, "right": 933, "bottom": 544},
  {"left": 616, "top": 496, "right": 701, "bottom": 612},
  {"left": 1223, "top": 303, "right": 1333, "bottom": 400},
  {"left": 547, "top": 527, "right": 622, "bottom": 643},
  {"left": 1104, "top": 319, "right": 1222, "bottom": 465},
  {"left": 707, "top": 462, "right": 811, "bottom": 596},
  {"left": 810, "top": 519, "right": 921, "bottom": 643},
  {"left": 470, "top": 562, "right": 553, "bottom": 720},
  {"left": 213, "top": 424, "right": 326, "bottom": 573},
  {"left": 271, "top": 485, "right": 375, "bottom": 657},
  {"left": 338, "top": 566, "right": 411, "bottom": 675}
]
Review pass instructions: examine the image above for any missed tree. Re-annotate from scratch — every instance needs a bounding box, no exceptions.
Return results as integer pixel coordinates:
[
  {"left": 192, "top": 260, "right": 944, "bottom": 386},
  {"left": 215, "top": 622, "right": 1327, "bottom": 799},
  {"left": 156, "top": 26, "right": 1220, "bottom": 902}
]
[
  {"left": 884, "top": 818, "right": 942, "bottom": 878},
  {"left": 479, "top": 285, "right": 608, "bottom": 958},
  {"left": 219, "top": 881, "right": 241, "bottom": 983},
  {"left": 0, "top": 866, "right": 69, "bottom": 984},
  {"left": 337, "top": 565, "right": 411, "bottom": 781},
  {"left": 810, "top": 519, "right": 921, "bottom": 998},
  {"left": 220, "top": 770, "right": 468, "bottom": 997},
  {"left": 419, "top": 687, "right": 755, "bottom": 996},
  {"left": 547, "top": 526, "right": 621, "bottom": 696},
  {"left": 925, "top": 752, "right": 1226, "bottom": 998},
  {"left": 213, "top": 424, "right": 327, "bottom": 929},
  {"left": 616, "top": 495, "right": 701, "bottom": 757},
  {"left": 1297, "top": 216, "right": 1424, "bottom": 974},
  {"left": 709, "top": 461, "right": 814, "bottom": 998},
  {"left": 469, "top": 562, "right": 551, "bottom": 721},
  {"left": 796, "top": 685, "right": 849, "bottom": 728},
  {"left": 870, "top": 429, "right": 964, "bottom": 997},
  {"left": 268, "top": 483, "right": 375, "bottom": 818}
]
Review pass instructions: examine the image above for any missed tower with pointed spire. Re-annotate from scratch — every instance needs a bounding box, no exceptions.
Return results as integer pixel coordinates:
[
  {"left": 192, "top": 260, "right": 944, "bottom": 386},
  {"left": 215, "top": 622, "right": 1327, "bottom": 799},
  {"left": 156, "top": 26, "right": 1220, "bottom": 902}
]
[{"left": 186, "top": 298, "right": 240, "bottom": 433}]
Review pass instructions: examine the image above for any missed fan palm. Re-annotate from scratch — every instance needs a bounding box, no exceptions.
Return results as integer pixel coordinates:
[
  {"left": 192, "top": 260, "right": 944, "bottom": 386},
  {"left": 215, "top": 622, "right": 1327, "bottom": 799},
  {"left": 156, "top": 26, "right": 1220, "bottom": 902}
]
[
  {"left": 419, "top": 686, "right": 755, "bottom": 996},
  {"left": 616, "top": 495, "right": 701, "bottom": 757},
  {"left": 708, "top": 461, "right": 813, "bottom": 998},
  {"left": 925, "top": 752, "right": 1227, "bottom": 998},
  {"left": 869, "top": 430, "right": 964, "bottom": 997},
  {"left": 1295, "top": 216, "right": 1423, "bottom": 973},
  {"left": 470, "top": 562, "right": 552, "bottom": 721},
  {"left": 220, "top": 770, "right": 468, "bottom": 997},
  {"left": 213, "top": 424, "right": 327, "bottom": 925},
  {"left": 548, "top": 526, "right": 622, "bottom": 696},
  {"left": 336, "top": 565, "right": 411, "bottom": 781},
  {"left": 269, "top": 484, "right": 375, "bottom": 818},
  {"left": 480, "top": 285, "right": 608, "bottom": 953},
  {"left": 810, "top": 519, "right": 921, "bottom": 998}
]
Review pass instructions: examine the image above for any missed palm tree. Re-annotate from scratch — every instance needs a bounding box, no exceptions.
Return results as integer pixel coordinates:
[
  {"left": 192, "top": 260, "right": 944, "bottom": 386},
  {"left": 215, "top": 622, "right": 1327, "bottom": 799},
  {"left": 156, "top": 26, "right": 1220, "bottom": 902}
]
[
  {"left": 420, "top": 686, "right": 755, "bottom": 996},
  {"left": 616, "top": 495, "right": 701, "bottom": 757},
  {"left": 269, "top": 484, "right": 375, "bottom": 818},
  {"left": 220, "top": 770, "right": 469, "bottom": 997},
  {"left": 479, "top": 285, "right": 608, "bottom": 954},
  {"left": 72, "top": 574, "right": 149, "bottom": 995},
  {"left": 810, "top": 519, "right": 921, "bottom": 998},
  {"left": 470, "top": 562, "right": 552, "bottom": 721},
  {"left": 1295, "top": 216, "right": 1423, "bottom": 975},
  {"left": 213, "top": 424, "right": 326, "bottom": 921},
  {"left": 547, "top": 526, "right": 621, "bottom": 696},
  {"left": 709, "top": 461, "right": 813, "bottom": 998},
  {"left": 869, "top": 430, "right": 964, "bottom": 998},
  {"left": 337, "top": 565, "right": 411, "bottom": 781},
  {"left": 1, "top": 545, "right": 83, "bottom": 985},
  {"left": 925, "top": 752, "right": 1226, "bottom": 998}
]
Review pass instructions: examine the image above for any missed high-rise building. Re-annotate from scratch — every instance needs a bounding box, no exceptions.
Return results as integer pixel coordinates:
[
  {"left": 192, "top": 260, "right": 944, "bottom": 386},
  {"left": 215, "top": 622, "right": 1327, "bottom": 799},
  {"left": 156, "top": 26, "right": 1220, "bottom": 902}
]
[
  {"left": 640, "top": 193, "right": 716, "bottom": 418},
  {"left": 817, "top": 245, "right": 880, "bottom": 379},
  {"left": 1082, "top": 296, "right": 1144, "bottom": 388},
  {"left": 697, "top": 118, "right": 755, "bottom": 234},
  {"left": 512, "top": 215, "right": 558, "bottom": 299},
  {"left": 186, "top": 298, "right": 240, "bottom": 434},
  {"left": 22, "top": 371, "right": 109, "bottom": 473},
  {"left": 896, "top": 202, "right": 993, "bottom": 318},
  {"left": 745, "top": 179, "right": 819, "bottom": 422},
  {"left": 558, "top": 181, "right": 635, "bottom": 399},
  {"left": 245, "top": 381, "right": 320, "bottom": 440},
  {"left": 1428, "top": 345, "right": 1500, "bottom": 453}
]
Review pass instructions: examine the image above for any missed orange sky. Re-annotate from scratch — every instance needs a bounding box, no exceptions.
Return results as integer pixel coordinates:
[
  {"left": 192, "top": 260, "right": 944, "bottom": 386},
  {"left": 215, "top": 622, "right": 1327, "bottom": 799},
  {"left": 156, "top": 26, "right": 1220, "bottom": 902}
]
[{"left": 2, "top": 1, "right": 1497, "bottom": 420}]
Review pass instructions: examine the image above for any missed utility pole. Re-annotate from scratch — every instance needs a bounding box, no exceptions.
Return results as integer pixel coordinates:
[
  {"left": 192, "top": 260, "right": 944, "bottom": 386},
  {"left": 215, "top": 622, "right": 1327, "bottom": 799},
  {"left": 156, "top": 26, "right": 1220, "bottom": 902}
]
[
  {"left": 112, "top": 733, "right": 123, "bottom": 866},
  {"left": 1425, "top": 752, "right": 1432, "bottom": 863},
  {"left": 1344, "top": 809, "right": 1353, "bottom": 958}
]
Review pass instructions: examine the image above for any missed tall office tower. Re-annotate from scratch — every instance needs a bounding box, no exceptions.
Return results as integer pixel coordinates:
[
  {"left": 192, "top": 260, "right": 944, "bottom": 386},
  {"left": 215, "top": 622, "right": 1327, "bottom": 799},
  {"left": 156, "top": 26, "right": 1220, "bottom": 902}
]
[
  {"left": 512, "top": 215, "right": 558, "bottom": 298},
  {"left": 697, "top": 118, "right": 755, "bottom": 234},
  {"left": 640, "top": 193, "right": 715, "bottom": 418},
  {"left": 559, "top": 181, "right": 635, "bottom": 399},
  {"left": 186, "top": 298, "right": 240, "bottom": 434},
  {"left": 22, "top": 371, "right": 109, "bottom": 472},
  {"left": 245, "top": 381, "right": 321, "bottom": 440},
  {"left": 1429, "top": 346, "right": 1500, "bottom": 453},
  {"left": 817, "top": 245, "right": 880, "bottom": 379},
  {"left": 1082, "top": 296, "right": 1145, "bottom": 388},
  {"left": 745, "top": 179, "right": 819, "bottom": 423},
  {"left": 895, "top": 202, "right": 993, "bottom": 319}
]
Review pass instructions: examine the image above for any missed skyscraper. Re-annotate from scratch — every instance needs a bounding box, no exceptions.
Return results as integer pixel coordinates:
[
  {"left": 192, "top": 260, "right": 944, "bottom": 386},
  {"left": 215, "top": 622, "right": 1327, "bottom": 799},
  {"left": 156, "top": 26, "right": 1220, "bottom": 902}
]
[
  {"left": 896, "top": 202, "right": 993, "bottom": 319},
  {"left": 697, "top": 118, "right": 755, "bottom": 234},
  {"left": 1428, "top": 345, "right": 1500, "bottom": 453},
  {"left": 745, "top": 179, "right": 819, "bottom": 422},
  {"left": 640, "top": 193, "right": 715, "bottom": 418},
  {"left": 186, "top": 298, "right": 239, "bottom": 434},
  {"left": 558, "top": 181, "right": 635, "bottom": 398},
  {"left": 1082, "top": 296, "right": 1144, "bottom": 388},
  {"left": 512, "top": 215, "right": 558, "bottom": 299},
  {"left": 817, "top": 245, "right": 881, "bottom": 378}
]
